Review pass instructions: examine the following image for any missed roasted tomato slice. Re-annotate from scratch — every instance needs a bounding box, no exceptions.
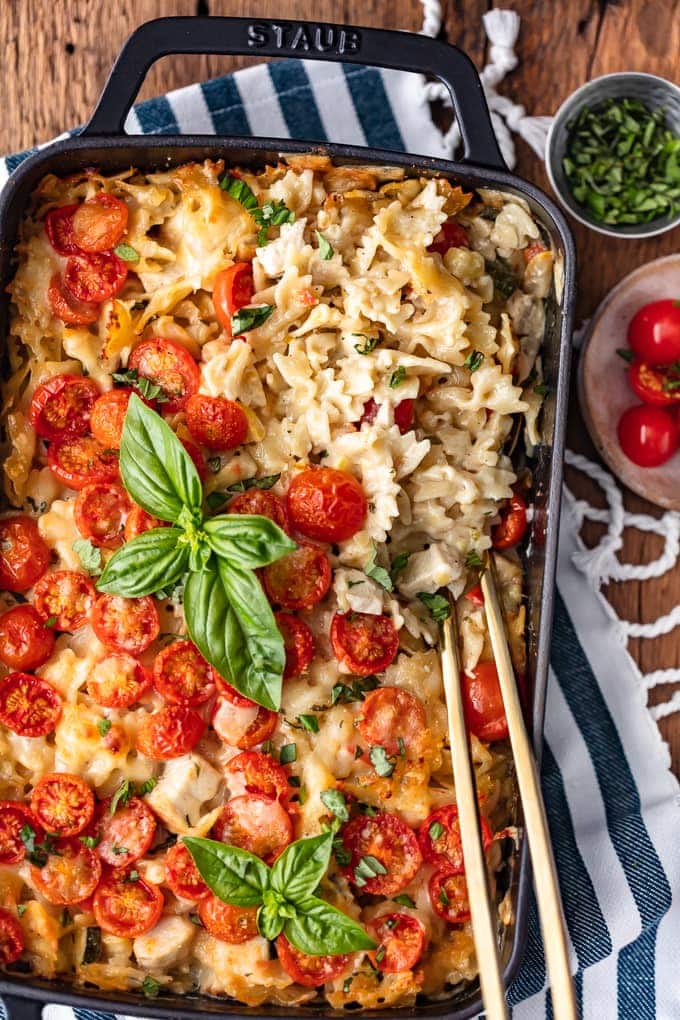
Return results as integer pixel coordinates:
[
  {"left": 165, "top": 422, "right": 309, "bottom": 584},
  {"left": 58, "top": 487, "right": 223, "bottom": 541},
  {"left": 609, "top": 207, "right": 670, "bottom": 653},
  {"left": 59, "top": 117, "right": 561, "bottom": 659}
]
[
  {"left": 198, "top": 894, "right": 259, "bottom": 943},
  {"left": 47, "top": 435, "right": 119, "bottom": 490},
  {"left": 286, "top": 467, "right": 367, "bottom": 543},
  {"left": 87, "top": 653, "right": 151, "bottom": 709},
  {"left": 34, "top": 570, "right": 96, "bottom": 631},
  {"left": 0, "top": 516, "right": 50, "bottom": 592},
  {"left": 185, "top": 394, "right": 248, "bottom": 451},
  {"left": 124, "top": 505, "right": 167, "bottom": 541},
  {"left": 212, "top": 263, "right": 255, "bottom": 332},
  {"left": 71, "top": 193, "right": 129, "bottom": 253},
  {"left": 367, "top": 913, "right": 427, "bottom": 973},
  {"left": 31, "top": 837, "right": 101, "bottom": 905},
  {"left": 429, "top": 870, "right": 470, "bottom": 924},
  {"left": 136, "top": 705, "right": 206, "bottom": 761},
  {"left": 212, "top": 794, "right": 293, "bottom": 863},
  {"left": 128, "top": 338, "right": 200, "bottom": 414},
  {"left": 466, "top": 585, "right": 484, "bottom": 608},
  {"left": 45, "top": 204, "right": 81, "bottom": 255},
  {"left": 492, "top": 492, "right": 528, "bottom": 550},
  {"left": 228, "top": 489, "right": 290, "bottom": 532},
  {"left": 0, "top": 802, "right": 41, "bottom": 864},
  {"left": 93, "top": 869, "right": 163, "bottom": 937},
  {"left": 74, "top": 482, "right": 131, "bottom": 549},
  {"left": 152, "top": 640, "right": 216, "bottom": 706},
  {"left": 64, "top": 252, "right": 128, "bottom": 303},
  {"left": 91, "top": 594, "right": 160, "bottom": 655},
  {"left": 276, "top": 934, "right": 352, "bottom": 987},
  {"left": 462, "top": 661, "right": 509, "bottom": 743},
  {"left": 0, "top": 605, "right": 55, "bottom": 671},
  {"left": 330, "top": 612, "right": 399, "bottom": 676},
  {"left": 96, "top": 796, "right": 156, "bottom": 866},
  {"left": 165, "top": 841, "right": 210, "bottom": 902},
  {"left": 428, "top": 219, "right": 469, "bottom": 255},
  {"left": 223, "top": 751, "right": 289, "bottom": 802},
  {"left": 29, "top": 373, "right": 100, "bottom": 441},
  {"left": 418, "top": 804, "right": 492, "bottom": 874},
  {"left": 212, "top": 692, "right": 278, "bottom": 750},
  {"left": 30, "top": 773, "right": 94, "bottom": 837},
  {"left": 275, "top": 612, "right": 314, "bottom": 679},
  {"left": 48, "top": 274, "right": 99, "bottom": 326},
  {"left": 262, "top": 542, "right": 331, "bottom": 611},
  {"left": 90, "top": 388, "right": 135, "bottom": 448},
  {"left": 0, "top": 906, "right": 25, "bottom": 964},
  {"left": 0, "top": 672, "right": 62, "bottom": 737},
  {"left": 358, "top": 687, "right": 426, "bottom": 757},
  {"left": 629, "top": 361, "right": 680, "bottom": 407},
  {"left": 342, "top": 813, "right": 422, "bottom": 895}
]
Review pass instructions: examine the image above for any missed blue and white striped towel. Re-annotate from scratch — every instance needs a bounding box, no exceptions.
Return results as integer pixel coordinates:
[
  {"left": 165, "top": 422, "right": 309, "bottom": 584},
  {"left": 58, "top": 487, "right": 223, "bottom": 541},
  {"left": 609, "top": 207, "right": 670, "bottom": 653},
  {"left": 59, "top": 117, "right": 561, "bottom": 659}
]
[{"left": 2, "top": 54, "right": 679, "bottom": 1020}]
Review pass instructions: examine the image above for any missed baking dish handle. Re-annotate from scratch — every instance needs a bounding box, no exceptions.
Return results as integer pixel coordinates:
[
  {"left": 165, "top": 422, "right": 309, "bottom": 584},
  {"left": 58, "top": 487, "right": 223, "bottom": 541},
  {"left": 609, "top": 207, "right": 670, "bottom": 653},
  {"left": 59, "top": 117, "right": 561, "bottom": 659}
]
[
  {"left": 83, "top": 15, "right": 505, "bottom": 169},
  {"left": 0, "top": 995, "right": 43, "bottom": 1020}
]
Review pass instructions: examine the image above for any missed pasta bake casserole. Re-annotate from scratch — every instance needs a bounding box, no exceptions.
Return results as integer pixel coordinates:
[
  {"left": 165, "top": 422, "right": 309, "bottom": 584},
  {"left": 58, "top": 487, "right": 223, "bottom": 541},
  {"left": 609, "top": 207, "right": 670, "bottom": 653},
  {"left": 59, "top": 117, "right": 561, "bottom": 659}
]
[{"left": 0, "top": 157, "right": 553, "bottom": 1008}]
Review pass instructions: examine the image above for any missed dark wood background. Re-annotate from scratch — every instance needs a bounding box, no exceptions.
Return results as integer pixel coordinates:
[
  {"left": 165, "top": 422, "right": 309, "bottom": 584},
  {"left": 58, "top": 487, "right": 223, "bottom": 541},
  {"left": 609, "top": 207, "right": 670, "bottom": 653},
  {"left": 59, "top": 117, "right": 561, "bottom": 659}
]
[{"left": 2, "top": 0, "right": 680, "bottom": 769}]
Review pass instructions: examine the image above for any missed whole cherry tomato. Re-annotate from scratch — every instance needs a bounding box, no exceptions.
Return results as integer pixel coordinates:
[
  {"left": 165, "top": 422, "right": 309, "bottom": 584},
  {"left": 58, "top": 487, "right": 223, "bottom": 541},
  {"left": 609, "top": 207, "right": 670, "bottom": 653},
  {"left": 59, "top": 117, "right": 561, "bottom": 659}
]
[
  {"left": 629, "top": 361, "right": 680, "bottom": 407},
  {"left": 492, "top": 492, "right": 528, "bottom": 550},
  {"left": 462, "top": 661, "right": 509, "bottom": 743},
  {"left": 262, "top": 543, "right": 331, "bottom": 611},
  {"left": 617, "top": 405, "right": 678, "bottom": 467},
  {"left": 213, "top": 263, "right": 254, "bottom": 332},
  {"left": 0, "top": 603, "right": 55, "bottom": 670},
  {"left": 628, "top": 299, "right": 680, "bottom": 366}
]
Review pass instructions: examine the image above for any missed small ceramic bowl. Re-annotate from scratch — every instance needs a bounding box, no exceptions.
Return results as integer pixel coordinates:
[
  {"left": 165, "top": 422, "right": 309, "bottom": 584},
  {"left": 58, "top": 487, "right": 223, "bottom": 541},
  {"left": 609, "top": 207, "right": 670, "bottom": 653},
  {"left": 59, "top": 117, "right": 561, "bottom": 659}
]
[{"left": 546, "top": 72, "right": 680, "bottom": 239}]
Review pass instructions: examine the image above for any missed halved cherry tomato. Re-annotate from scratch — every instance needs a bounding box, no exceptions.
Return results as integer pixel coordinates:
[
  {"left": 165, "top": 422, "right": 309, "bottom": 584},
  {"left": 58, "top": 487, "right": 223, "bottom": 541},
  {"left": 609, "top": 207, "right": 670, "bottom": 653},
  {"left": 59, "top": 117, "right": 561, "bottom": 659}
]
[
  {"left": 34, "top": 570, "right": 96, "bottom": 631},
  {"left": 124, "top": 505, "right": 167, "bottom": 541},
  {"left": 394, "top": 398, "right": 416, "bottom": 434},
  {"left": 0, "top": 672, "right": 62, "bottom": 737},
  {"left": 262, "top": 543, "right": 331, "bottom": 611},
  {"left": 198, "top": 894, "right": 259, "bottom": 943},
  {"left": 330, "top": 612, "right": 399, "bottom": 676},
  {"left": 342, "top": 813, "right": 422, "bottom": 895},
  {"left": 492, "top": 492, "right": 528, "bottom": 550},
  {"left": 428, "top": 220, "right": 469, "bottom": 256},
  {"left": 90, "top": 388, "right": 135, "bottom": 448},
  {"left": 0, "top": 906, "right": 25, "bottom": 964},
  {"left": 30, "top": 773, "right": 94, "bottom": 837},
  {"left": 223, "top": 751, "right": 289, "bottom": 802},
  {"left": 629, "top": 361, "right": 680, "bottom": 407},
  {"left": 185, "top": 394, "right": 248, "bottom": 451},
  {"left": 213, "top": 676, "right": 253, "bottom": 705},
  {"left": 47, "top": 274, "right": 100, "bottom": 326},
  {"left": 91, "top": 594, "right": 160, "bottom": 654},
  {"left": 47, "top": 435, "right": 119, "bottom": 490},
  {"left": 71, "top": 194, "right": 129, "bottom": 253},
  {"left": 287, "top": 467, "right": 367, "bottom": 543},
  {"left": 462, "top": 661, "right": 508, "bottom": 743},
  {"left": 275, "top": 612, "right": 314, "bottom": 679},
  {"left": 0, "top": 516, "right": 50, "bottom": 592},
  {"left": 211, "top": 691, "right": 278, "bottom": 750},
  {"left": 360, "top": 398, "right": 379, "bottom": 425},
  {"left": 429, "top": 870, "right": 470, "bottom": 924},
  {"left": 93, "top": 869, "right": 163, "bottom": 937},
  {"left": 45, "top": 204, "right": 82, "bottom": 255},
  {"left": 31, "top": 837, "right": 101, "bottom": 905},
  {"left": 96, "top": 796, "right": 156, "bottom": 866},
  {"left": 466, "top": 585, "right": 484, "bottom": 608},
  {"left": 29, "top": 373, "right": 100, "bottom": 441},
  {"left": 229, "top": 489, "right": 290, "bottom": 532},
  {"left": 358, "top": 687, "right": 425, "bottom": 757},
  {"left": 276, "top": 933, "right": 352, "bottom": 988},
  {"left": 87, "top": 653, "right": 151, "bottom": 708},
  {"left": 74, "top": 482, "right": 130, "bottom": 549},
  {"left": 152, "top": 640, "right": 216, "bottom": 706},
  {"left": 523, "top": 242, "right": 547, "bottom": 263},
  {"left": 0, "top": 605, "right": 55, "bottom": 671},
  {"left": 213, "top": 263, "right": 255, "bottom": 332},
  {"left": 0, "top": 802, "right": 41, "bottom": 864},
  {"left": 136, "top": 705, "right": 206, "bottom": 760},
  {"left": 128, "top": 338, "right": 200, "bottom": 414},
  {"left": 367, "top": 913, "right": 426, "bottom": 973},
  {"left": 181, "top": 438, "right": 207, "bottom": 483},
  {"left": 617, "top": 404, "right": 678, "bottom": 467},
  {"left": 212, "top": 794, "right": 293, "bottom": 863},
  {"left": 418, "top": 804, "right": 492, "bottom": 873},
  {"left": 165, "top": 841, "right": 210, "bottom": 901},
  {"left": 64, "top": 253, "right": 127, "bottom": 304},
  {"left": 628, "top": 299, "right": 680, "bottom": 366}
]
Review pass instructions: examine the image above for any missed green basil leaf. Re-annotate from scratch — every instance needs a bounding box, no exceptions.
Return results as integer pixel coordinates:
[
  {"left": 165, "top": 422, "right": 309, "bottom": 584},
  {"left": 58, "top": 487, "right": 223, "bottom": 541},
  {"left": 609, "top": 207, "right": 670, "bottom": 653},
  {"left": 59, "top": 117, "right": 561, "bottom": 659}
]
[
  {"left": 72, "top": 538, "right": 102, "bottom": 576},
  {"left": 258, "top": 901, "right": 284, "bottom": 941},
  {"left": 315, "top": 231, "right": 334, "bottom": 260},
  {"left": 97, "top": 529, "right": 189, "bottom": 598},
  {"left": 320, "top": 789, "right": 349, "bottom": 823},
  {"left": 182, "top": 836, "right": 270, "bottom": 907},
  {"left": 270, "top": 831, "right": 333, "bottom": 903},
  {"left": 231, "top": 305, "right": 274, "bottom": 334},
  {"left": 204, "top": 514, "right": 296, "bottom": 569},
  {"left": 114, "top": 243, "right": 140, "bottom": 263},
  {"left": 364, "top": 543, "right": 393, "bottom": 592},
  {"left": 284, "top": 896, "right": 376, "bottom": 955},
  {"left": 417, "top": 591, "right": 451, "bottom": 622},
  {"left": 120, "top": 395, "right": 202, "bottom": 522}
]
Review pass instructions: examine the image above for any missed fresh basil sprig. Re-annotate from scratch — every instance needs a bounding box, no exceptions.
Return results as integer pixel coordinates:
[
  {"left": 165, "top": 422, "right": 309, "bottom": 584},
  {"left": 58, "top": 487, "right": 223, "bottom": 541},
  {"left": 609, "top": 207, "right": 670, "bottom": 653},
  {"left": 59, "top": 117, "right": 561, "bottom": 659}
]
[
  {"left": 97, "top": 395, "right": 295, "bottom": 709},
  {"left": 184, "top": 832, "right": 375, "bottom": 956}
]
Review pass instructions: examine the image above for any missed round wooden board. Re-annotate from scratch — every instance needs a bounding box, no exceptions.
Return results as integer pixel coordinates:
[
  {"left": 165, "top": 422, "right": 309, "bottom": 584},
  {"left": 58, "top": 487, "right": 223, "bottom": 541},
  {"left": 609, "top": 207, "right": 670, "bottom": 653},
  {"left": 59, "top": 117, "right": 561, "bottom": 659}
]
[{"left": 578, "top": 254, "right": 680, "bottom": 510}]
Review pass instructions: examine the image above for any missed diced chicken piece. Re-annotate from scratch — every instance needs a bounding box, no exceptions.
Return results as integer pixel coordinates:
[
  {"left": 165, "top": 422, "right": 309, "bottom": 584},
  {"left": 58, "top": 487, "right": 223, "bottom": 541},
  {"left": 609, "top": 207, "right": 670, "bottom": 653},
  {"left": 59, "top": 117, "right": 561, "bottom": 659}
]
[
  {"left": 133, "top": 915, "right": 196, "bottom": 971},
  {"left": 146, "top": 753, "right": 222, "bottom": 833},
  {"left": 398, "top": 544, "right": 462, "bottom": 600}
]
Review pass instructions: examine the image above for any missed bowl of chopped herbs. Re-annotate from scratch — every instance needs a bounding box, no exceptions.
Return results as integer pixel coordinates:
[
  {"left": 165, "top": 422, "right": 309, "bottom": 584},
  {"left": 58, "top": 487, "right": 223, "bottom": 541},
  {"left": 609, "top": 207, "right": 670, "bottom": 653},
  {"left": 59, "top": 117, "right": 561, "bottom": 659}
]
[{"left": 546, "top": 72, "right": 680, "bottom": 238}]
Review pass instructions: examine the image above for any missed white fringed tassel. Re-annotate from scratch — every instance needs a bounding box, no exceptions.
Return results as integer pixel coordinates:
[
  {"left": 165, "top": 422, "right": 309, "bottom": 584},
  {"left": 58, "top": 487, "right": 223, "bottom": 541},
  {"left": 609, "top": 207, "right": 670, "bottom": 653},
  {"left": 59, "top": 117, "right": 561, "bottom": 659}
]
[{"left": 419, "top": 0, "right": 443, "bottom": 38}]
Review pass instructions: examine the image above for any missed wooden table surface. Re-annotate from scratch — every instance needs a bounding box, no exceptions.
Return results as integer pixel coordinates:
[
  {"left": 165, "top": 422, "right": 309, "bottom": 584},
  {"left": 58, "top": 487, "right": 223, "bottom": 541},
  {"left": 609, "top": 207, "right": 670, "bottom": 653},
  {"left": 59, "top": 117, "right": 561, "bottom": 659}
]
[{"left": 2, "top": 0, "right": 680, "bottom": 769}]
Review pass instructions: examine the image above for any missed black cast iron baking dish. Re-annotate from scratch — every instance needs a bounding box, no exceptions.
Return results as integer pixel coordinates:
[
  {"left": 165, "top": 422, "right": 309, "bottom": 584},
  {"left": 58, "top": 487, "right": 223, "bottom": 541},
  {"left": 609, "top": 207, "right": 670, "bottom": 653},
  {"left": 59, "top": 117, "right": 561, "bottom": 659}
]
[{"left": 0, "top": 15, "right": 576, "bottom": 1020}]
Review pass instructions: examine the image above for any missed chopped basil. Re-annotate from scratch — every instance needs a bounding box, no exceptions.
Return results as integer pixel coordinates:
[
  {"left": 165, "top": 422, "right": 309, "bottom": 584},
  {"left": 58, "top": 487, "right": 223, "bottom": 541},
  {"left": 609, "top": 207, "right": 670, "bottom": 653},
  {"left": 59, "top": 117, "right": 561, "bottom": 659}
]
[
  {"left": 207, "top": 456, "right": 221, "bottom": 473},
  {"left": 79, "top": 834, "right": 101, "bottom": 849},
  {"left": 230, "top": 304, "right": 274, "bottom": 335},
  {"left": 331, "top": 675, "right": 380, "bottom": 705},
  {"left": 533, "top": 383, "right": 549, "bottom": 396},
  {"left": 72, "top": 538, "right": 102, "bottom": 576},
  {"left": 616, "top": 348, "right": 634, "bottom": 363},
  {"left": 466, "top": 549, "right": 483, "bottom": 569},
  {"left": 375, "top": 945, "right": 386, "bottom": 963},
  {"left": 439, "top": 886, "right": 450, "bottom": 906},
  {"left": 111, "top": 844, "right": 129, "bottom": 856},
  {"left": 139, "top": 777, "right": 158, "bottom": 796},
  {"left": 354, "top": 335, "right": 380, "bottom": 355},
  {"left": 369, "top": 745, "right": 395, "bottom": 778},
  {"left": 355, "top": 746, "right": 364, "bottom": 760},
  {"left": 343, "top": 977, "right": 353, "bottom": 994},
  {"left": 333, "top": 835, "right": 352, "bottom": 866},
  {"left": 320, "top": 789, "right": 349, "bottom": 822},
  {"left": 390, "top": 551, "right": 411, "bottom": 582},
  {"left": 288, "top": 776, "right": 301, "bottom": 788},
  {"left": 393, "top": 894, "right": 416, "bottom": 908},
  {"left": 97, "top": 718, "right": 112, "bottom": 736},
  {"left": 142, "top": 976, "right": 161, "bottom": 999},
  {"left": 429, "top": 821, "right": 445, "bottom": 841},
  {"left": 189, "top": 913, "right": 203, "bottom": 926},
  {"left": 16, "top": 904, "right": 27, "bottom": 917},
  {"left": 44, "top": 615, "right": 58, "bottom": 629},
  {"left": 397, "top": 736, "right": 406, "bottom": 758},
  {"left": 486, "top": 259, "right": 517, "bottom": 299},
  {"left": 110, "top": 778, "right": 135, "bottom": 814},
  {"left": 353, "top": 854, "right": 388, "bottom": 888},
  {"left": 298, "top": 785, "right": 308, "bottom": 805},
  {"left": 59, "top": 908, "right": 71, "bottom": 927},
  {"left": 127, "top": 870, "right": 140, "bottom": 882},
  {"left": 114, "top": 242, "right": 140, "bottom": 263},
  {"left": 364, "top": 543, "right": 393, "bottom": 592},
  {"left": 112, "top": 367, "right": 168, "bottom": 404},
  {"left": 83, "top": 926, "right": 102, "bottom": 964},
  {"left": 464, "top": 350, "right": 484, "bottom": 373},
  {"left": 297, "top": 714, "right": 319, "bottom": 733},
  {"left": 357, "top": 802, "right": 378, "bottom": 816},
  {"left": 226, "top": 473, "right": 280, "bottom": 495},
  {"left": 389, "top": 366, "right": 406, "bottom": 388},
  {"left": 417, "top": 591, "right": 451, "bottom": 623},
  {"left": 20, "top": 825, "right": 58, "bottom": 868},
  {"left": 219, "top": 175, "right": 295, "bottom": 245},
  {"left": 315, "top": 231, "right": 334, "bottom": 260},
  {"left": 279, "top": 743, "right": 297, "bottom": 765}
]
